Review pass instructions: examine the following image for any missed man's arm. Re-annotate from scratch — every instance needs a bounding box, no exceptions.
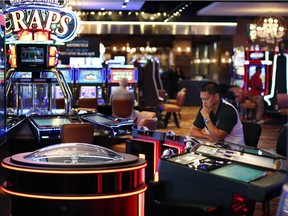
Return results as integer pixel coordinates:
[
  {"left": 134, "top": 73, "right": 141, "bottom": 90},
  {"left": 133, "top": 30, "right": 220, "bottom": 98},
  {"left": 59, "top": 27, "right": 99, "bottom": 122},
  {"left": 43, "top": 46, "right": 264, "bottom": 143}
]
[
  {"left": 190, "top": 124, "right": 212, "bottom": 140},
  {"left": 204, "top": 118, "right": 229, "bottom": 141}
]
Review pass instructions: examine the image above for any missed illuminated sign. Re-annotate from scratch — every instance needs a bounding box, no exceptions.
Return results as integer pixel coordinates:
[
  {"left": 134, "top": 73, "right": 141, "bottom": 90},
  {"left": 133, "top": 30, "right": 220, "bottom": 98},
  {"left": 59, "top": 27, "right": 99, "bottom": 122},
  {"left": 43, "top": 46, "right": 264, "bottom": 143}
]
[{"left": 5, "top": 3, "right": 79, "bottom": 43}]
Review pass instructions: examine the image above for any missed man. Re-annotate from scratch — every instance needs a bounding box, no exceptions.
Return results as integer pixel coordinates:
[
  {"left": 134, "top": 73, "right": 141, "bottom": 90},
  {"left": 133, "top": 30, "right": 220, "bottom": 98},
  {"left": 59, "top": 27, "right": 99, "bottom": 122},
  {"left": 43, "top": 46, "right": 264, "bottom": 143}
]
[
  {"left": 110, "top": 77, "right": 139, "bottom": 120},
  {"left": 249, "top": 65, "right": 265, "bottom": 124},
  {"left": 190, "top": 81, "right": 245, "bottom": 145}
]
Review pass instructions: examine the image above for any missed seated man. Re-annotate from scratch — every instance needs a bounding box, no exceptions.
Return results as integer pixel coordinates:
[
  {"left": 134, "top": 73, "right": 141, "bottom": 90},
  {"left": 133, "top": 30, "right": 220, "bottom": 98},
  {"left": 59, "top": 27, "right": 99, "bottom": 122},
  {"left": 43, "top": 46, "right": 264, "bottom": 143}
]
[
  {"left": 110, "top": 77, "right": 139, "bottom": 120},
  {"left": 190, "top": 81, "right": 245, "bottom": 145}
]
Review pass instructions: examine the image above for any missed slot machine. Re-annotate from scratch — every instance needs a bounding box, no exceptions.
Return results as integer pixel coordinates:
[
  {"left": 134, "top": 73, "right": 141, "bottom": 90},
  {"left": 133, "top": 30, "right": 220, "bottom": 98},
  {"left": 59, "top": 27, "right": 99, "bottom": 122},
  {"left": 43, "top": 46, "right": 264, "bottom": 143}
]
[
  {"left": 264, "top": 42, "right": 288, "bottom": 107},
  {"left": 75, "top": 67, "right": 107, "bottom": 105},
  {"left": 107, "top": 65, "right": 139, "bottom": 106},
  {"left": 244, "top": 50, "right": 272, "bottom": 95}
]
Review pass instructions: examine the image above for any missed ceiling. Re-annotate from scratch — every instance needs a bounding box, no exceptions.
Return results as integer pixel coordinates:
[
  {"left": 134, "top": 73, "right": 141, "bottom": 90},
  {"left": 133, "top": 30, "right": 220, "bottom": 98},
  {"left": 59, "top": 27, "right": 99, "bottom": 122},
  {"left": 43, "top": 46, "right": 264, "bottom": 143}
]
[{"left": 69, "top": 1, "right": 288, "bottom": 19}]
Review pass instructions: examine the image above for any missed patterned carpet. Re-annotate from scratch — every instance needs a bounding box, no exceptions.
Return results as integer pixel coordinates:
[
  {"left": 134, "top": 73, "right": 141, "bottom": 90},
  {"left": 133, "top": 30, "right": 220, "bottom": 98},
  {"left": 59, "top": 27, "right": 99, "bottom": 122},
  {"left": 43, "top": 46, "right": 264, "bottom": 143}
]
[{"left": 159, "top": 106, "right": 285, "bottom": 216}]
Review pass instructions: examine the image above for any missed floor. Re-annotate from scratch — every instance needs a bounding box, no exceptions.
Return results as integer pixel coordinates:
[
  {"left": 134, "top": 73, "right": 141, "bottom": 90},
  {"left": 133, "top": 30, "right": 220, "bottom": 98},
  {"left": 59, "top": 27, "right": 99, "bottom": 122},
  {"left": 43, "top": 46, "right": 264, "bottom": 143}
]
[{"left": 0, "top": 105, "right": 286, "bottom": 216}]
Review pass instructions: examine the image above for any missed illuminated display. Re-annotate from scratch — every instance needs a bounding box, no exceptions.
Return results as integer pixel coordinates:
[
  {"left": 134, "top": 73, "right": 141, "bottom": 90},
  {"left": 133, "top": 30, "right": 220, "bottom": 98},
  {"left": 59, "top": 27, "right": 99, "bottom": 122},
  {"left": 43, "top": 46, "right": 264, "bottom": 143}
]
[
  {"left": 80, "top": 86, "right": 96, "bottom": 98},
  {"left": 108, "top": 68, "right": 138, "bottom": 83},
  {"left": 21, "top": 46, "right": 44, "bottom": 63},
  {"left": 76, "top": 68, "right": 106, "bottom": 83},
  {"left": 5, "top": 2, "right": 79, "bottom": 44}
]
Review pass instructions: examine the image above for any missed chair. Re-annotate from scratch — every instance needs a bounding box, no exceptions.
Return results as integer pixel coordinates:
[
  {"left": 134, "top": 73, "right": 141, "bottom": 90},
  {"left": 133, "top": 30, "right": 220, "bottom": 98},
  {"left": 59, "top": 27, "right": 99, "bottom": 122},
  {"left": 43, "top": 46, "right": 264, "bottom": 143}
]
[
  {"left": 276, "top": 93, "right": 288, "bottom": 130},
  {"left": 276, "top": 125, "right": 288, "bottom": 158},
  {"left": 162, "top": 89, "right": 186, "bottom": 128},
  {"left": 111, "top": 98, "right": 134, "bottom": 118},
  {"left": 135, "top": 111, "right": 156, "bottom": 125},
  {"left": 77, "top": 98, "right": 98, "bottom": 112},
  {"left": 242, "top": 121, "right": 262, "bottom": 148},
  {"left": 56, "top": 98, "right": 65, "bottom": 109},
  {"left": 61, "top": 122, "right": 94, "bottom": 143},
  {"left": 166, "top": 88, "right": 186, "bottom": 119},
  {"left": 238, "top": 90, "right": 257, "bottom": 121}
]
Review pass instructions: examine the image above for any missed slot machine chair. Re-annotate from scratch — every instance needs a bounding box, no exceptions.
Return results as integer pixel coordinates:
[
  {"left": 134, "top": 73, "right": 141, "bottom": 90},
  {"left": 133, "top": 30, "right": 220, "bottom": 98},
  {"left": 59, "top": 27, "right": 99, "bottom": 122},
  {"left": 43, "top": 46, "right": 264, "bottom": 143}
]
[
  {"left": 56, "top": 98, "right": 65, "bottom": 109},
  {"left": 61, "top": 122, "right": 95, "bottom": 144},
  {"left": 111, "top": 98, "right": 134, "bottom": 119},
  {"left": 276, "top": 93, "right": 288, "bottom": 131},
  {"left": 238, "top": 90, "right": 257, "bottom": 121},
  {"left": 166, "top": 88, "right": 186, "bottom": 119},
  {"left": 162, "top": 89, "right": 186, "bottom": 128},
  {"left": 242, "top": 122, "right": 262, "bottom": 148},
  {"left": 77, "top": 98, "right": 98, "bottom": 112},
  {"left": 276, "top": 125, "right": 288, "bottom": 158}
]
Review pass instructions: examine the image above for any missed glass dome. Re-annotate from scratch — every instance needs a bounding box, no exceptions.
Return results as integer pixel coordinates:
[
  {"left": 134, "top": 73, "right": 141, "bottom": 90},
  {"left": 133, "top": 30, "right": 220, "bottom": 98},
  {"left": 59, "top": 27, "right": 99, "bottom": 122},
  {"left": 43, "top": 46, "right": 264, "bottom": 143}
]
[{"left": 24, "top": 143, "right": 124, "bottom": 164}]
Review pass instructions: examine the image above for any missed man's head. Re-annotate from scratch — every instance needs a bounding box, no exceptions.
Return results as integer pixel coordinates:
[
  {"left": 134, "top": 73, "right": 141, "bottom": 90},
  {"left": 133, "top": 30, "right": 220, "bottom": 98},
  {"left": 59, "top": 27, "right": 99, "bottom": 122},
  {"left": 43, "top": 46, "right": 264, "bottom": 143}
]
[
  {"left": 119, "top": 77, "right": 128, "bottom": 87},
  {"left": 200, "top": 81, "right": 220, "bottom": 109},
  {"left": 256, "top": 65, "right": 262, "bottom": 73}
]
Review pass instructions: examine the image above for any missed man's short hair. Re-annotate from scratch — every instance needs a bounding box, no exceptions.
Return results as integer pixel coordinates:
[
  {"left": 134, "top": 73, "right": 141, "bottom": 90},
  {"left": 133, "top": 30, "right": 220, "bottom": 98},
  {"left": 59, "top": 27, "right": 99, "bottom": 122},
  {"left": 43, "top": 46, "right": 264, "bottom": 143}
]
[
  {"left": 119, "top": 77, "right": 129, "bottom": 87},
  {"left": 200, "top": 81, "right": 220, "bottom": 95},
  {"left": 256, "top": 65, "right": 262, "bottom": 71}
]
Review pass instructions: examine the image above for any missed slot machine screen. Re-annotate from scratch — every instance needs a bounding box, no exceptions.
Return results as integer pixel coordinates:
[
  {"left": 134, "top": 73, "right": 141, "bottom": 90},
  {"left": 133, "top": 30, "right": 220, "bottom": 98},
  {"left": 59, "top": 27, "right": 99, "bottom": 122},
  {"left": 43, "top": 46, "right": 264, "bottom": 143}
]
[
  {"left": 80, "top": 86, "right": 96, "bottom": 98},
  {"left": 17, "top": 44, "right": 47, "bottom": 68},
  {"left": 58, "top": 69, "right": 73, "bottom": 83},
  {"left": 13, "top": 72, "right": 32, "bottom": 78},
  {"left": 248, "top": 65, "right": 267, "bottom": 90},
  {"left": 76, "top": 68, "right": 106, "bottom": 84},
  {"left": 108, "top": 68, "right": 138, "bottom": 83},
  {"left": 54, "top": 86, "right": 64, "bottom": 98}
]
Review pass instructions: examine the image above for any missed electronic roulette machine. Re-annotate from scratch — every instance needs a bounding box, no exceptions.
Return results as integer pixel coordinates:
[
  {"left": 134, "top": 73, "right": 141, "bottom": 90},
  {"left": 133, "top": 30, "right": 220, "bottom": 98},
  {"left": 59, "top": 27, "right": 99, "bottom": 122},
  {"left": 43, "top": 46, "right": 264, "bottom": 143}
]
[{"left": 154, "top": 138, "right": 287, "bottom": 216}]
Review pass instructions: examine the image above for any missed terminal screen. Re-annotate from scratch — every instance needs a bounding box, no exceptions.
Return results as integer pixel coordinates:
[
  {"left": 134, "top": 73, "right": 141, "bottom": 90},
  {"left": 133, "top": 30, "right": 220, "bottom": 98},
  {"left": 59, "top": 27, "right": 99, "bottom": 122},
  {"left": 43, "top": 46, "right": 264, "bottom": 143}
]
[
  {"left": 31, "top": 117, "right": 72, "bottom": 127},
  {"left": 210, "top": 164, "right": 266, "bottom": 183}
]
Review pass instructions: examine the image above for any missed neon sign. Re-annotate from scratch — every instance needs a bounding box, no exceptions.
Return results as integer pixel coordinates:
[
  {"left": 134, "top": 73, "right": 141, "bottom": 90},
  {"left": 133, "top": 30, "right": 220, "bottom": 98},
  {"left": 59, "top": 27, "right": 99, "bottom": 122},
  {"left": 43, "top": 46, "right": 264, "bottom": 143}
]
[{"left": 5, "top": 2, "right": 79, "bottom": 43}]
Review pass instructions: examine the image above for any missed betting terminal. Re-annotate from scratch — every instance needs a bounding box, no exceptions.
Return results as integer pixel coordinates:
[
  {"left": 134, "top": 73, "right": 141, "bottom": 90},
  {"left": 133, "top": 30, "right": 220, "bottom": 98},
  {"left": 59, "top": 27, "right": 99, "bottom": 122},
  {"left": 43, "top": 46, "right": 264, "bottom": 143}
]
[{"left": 127, "top": 128, "right": 287, "bottom": 216}]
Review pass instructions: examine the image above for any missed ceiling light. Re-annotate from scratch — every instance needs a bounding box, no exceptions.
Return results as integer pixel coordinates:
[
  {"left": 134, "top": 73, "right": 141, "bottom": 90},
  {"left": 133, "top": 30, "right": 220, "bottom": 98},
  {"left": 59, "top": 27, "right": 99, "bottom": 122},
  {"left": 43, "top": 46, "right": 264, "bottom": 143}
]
[{"left": 252, "top": 16, "right": 287, "bottom": 44}]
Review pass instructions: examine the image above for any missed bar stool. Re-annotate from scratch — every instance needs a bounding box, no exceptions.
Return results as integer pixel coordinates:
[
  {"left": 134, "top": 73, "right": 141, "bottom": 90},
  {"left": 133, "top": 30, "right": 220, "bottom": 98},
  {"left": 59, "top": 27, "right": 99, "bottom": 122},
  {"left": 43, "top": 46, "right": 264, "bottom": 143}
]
[{"left": 61, "top": 122, "right": 94, "bottom": 144}]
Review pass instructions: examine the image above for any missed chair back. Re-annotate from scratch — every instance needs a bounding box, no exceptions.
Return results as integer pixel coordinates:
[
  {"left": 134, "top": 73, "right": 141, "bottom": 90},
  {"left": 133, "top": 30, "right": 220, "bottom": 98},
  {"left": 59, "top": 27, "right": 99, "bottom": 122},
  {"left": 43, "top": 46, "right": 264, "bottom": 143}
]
[
  {"left": 138, "top": 118, "right": 158, "bottom": 130},
  {"left": 276, "top": 125, "right": 288, "bottom": 157},
  {"left": 176, "top": 90, "right": 186, "bottom": 107},
  {"left": 61, "top": 122, "right": 94, "bottom": 143},
  {"left": 78, "top": 98, "right": 98, "bottom": 111},
  {"left": 56, "top": 98, "right": 65, "bottom": 109},
  {"left": 242, "top": 122, "right": 262, "bottom": 148},
  {"left": 111, "top": 98, "right": 134, "bottom": 118},
  {"left": 276, "top": 93, "right": 288, "bottom": 109},
  {"left": 135, "top": 111, "right": 156, "bottom": 126}
]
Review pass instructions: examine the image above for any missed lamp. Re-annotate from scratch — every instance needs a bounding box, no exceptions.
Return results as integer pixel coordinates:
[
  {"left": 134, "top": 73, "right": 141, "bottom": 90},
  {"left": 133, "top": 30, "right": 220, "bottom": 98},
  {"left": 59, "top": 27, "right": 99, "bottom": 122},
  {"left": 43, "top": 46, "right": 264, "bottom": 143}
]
[{"left": 251, "top": 16, "right": 287, "bottom": 44}]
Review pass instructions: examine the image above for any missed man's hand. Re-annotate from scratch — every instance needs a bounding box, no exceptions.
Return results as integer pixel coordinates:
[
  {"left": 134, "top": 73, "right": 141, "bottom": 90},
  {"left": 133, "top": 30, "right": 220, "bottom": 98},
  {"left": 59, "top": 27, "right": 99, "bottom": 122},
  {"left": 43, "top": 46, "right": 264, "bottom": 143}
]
[{"left": 200, "top": 106, "right": 212, "bottom": 119}]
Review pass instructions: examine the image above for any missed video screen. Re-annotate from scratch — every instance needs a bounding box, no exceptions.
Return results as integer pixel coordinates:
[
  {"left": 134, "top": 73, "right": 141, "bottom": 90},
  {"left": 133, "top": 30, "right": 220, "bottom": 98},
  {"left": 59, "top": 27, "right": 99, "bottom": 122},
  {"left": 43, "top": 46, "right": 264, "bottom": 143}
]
[
  {"left": 31, "top": 116, "right": 72, "bottom": 128},
  {"left": 54, "top": 86, "right": 64, "bottom": 98},
  {"left": 16, "top": 44, "right": 47, "bottom": 68},
  {"left": 21, "top": 46, "right": 44, "bottom": 63},
  {"left": 13, "top": 72, "right": 32, "bottom": 78},
  {"left": 108, "top": 68, "right": 138, "bottom": 83},
  {"left": 248, "top": 65, "right": 267, "bottom": 90},
  {"left": 76, "top": 68, "right": 106, "bottom": 83},
  {"left": 80, "top": 86, "right": 96, "bottom": 98},
  {"left": 210, "top": 164, "right": 266, "bottom": 183}
]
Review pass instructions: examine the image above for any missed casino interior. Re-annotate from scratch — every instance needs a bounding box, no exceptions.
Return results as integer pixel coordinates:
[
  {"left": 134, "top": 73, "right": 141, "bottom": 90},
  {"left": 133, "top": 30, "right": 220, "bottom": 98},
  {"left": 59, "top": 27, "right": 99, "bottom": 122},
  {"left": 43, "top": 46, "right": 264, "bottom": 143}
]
[{"left": 0, "top": 1, "right": 288, "bottom": 216}]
